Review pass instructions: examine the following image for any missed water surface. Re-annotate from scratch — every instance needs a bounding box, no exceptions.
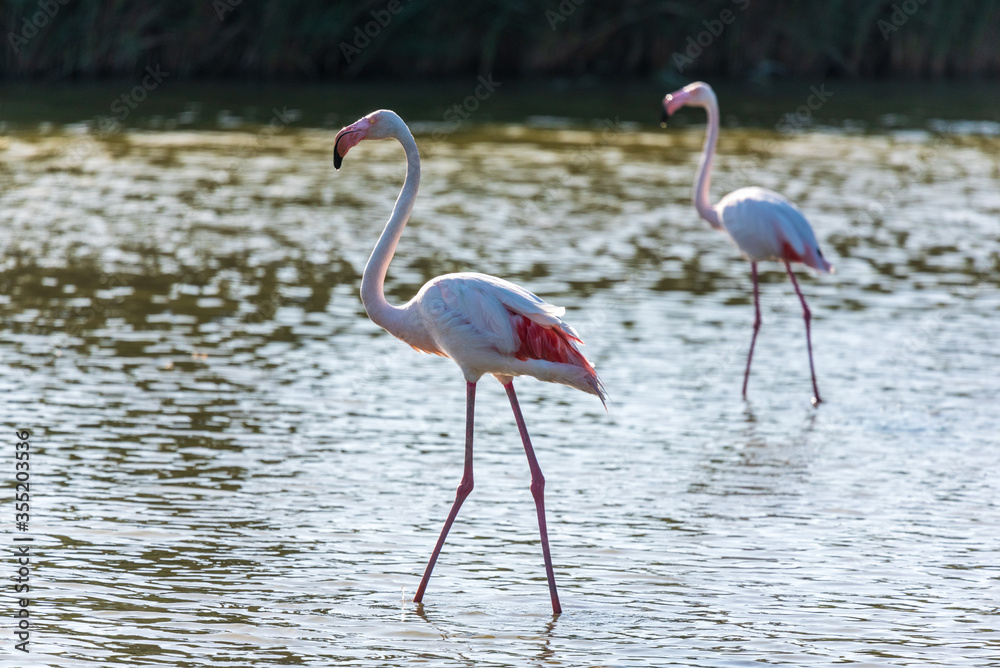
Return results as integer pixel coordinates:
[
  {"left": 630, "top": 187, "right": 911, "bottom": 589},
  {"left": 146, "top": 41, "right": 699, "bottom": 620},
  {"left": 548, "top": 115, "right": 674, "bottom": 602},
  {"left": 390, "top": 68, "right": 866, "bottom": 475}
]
[{"left": 1, "top": 86, "right": 998, "bottom": 666}]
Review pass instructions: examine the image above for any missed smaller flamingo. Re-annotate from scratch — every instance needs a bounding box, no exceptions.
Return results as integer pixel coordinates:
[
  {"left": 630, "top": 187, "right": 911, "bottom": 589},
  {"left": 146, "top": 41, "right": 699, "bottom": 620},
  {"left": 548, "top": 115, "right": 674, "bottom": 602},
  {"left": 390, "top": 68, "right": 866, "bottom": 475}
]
[
  {"left": 660, "top": 82, "right": 834, "bottom": 405},
  {"left": 334, "top": 109, "right": 606, "bottom": 614}
]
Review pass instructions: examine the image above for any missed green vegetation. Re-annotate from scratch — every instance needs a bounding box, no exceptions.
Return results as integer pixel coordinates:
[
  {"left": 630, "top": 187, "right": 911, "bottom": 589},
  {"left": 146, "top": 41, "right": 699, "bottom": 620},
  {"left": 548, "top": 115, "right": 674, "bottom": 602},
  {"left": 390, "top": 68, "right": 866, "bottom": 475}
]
[{"left": 2, "top": 0, "right": 998, "bottom": 81}]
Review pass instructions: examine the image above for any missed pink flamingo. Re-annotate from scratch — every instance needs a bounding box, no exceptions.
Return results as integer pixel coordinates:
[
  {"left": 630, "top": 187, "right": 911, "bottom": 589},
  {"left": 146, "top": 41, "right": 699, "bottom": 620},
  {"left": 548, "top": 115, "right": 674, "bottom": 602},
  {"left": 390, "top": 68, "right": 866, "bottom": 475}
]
[
  {"left": 334, "top": 110, "right": 605, "bottom": 614},
  {"left": 661, "top": 82, "right": 834, "bottom": 405}
]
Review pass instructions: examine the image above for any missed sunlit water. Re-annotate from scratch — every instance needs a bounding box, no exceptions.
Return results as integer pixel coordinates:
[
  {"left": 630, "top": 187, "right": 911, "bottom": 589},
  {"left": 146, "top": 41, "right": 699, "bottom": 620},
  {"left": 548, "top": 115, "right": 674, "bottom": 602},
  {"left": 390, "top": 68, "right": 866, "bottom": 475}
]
[{"left": 1, "top": 105, "right": 999, "bottom": 666}]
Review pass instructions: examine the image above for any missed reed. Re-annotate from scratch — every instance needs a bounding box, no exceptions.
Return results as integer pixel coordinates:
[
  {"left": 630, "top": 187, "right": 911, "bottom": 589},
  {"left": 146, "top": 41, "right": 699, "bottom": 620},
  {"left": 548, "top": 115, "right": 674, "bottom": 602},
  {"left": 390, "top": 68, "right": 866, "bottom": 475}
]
[{"left": 1, "top": 0, "right": 997, "bottom": 80}]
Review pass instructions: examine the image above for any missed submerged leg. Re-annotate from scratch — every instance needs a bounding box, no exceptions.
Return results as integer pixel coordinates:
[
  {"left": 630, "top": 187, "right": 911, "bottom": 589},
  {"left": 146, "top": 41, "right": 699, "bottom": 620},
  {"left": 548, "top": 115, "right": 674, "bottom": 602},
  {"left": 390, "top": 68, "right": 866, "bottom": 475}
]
[
  {"left": 785, "top": 262, "right": 822, "bottom": 405},
  {"left": 503, "top": 381, "right": 562, "bottom": 615},
  {"left": 742, "top": 262, "right": 762, "bottom": 399},
  {"left": 414, "top": 382, "right": 477, "bottom": 603}
]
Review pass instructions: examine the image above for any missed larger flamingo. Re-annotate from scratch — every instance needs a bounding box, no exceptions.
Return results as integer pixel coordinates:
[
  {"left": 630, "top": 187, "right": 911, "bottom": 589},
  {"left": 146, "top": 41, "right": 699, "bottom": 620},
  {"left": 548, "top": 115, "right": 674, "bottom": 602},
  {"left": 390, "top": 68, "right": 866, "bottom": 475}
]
[
  {"left": 660, "top": 82, "right": 834, "bottom": 405},
  {"left": 334, "top": 110, "right": 605, "bottom": 614}
]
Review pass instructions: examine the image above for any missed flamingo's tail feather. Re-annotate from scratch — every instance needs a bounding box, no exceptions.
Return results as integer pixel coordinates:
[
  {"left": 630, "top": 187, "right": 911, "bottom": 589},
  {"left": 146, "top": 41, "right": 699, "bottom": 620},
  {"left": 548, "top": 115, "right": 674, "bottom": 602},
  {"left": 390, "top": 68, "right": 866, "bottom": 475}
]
[{"left": 509, "top": 311, "right": 607, "bottom": 404}]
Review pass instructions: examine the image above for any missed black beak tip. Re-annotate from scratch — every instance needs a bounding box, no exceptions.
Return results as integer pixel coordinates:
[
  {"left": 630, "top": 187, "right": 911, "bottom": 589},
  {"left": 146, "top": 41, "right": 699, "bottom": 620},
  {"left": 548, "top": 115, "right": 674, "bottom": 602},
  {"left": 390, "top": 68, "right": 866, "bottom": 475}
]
[
  {"left": 333, "top": 150, "right": 343, "bottom": 171},
  {"left": 660, "top": 107, "right": 670, "bottom": 127}
]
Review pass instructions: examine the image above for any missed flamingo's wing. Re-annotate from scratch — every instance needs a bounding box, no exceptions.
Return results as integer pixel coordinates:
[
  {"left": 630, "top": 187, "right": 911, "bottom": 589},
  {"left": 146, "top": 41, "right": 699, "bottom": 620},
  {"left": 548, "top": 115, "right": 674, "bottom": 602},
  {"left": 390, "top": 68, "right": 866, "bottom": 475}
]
[
  {"left": 717, "top": 187, "right": 833, "bottom": 273},
  {"left": 427, "top": 272, "right": 606, "bottom": 400},
  {"left": 432, "top": 273, "right": 584, "bottom": 355}
]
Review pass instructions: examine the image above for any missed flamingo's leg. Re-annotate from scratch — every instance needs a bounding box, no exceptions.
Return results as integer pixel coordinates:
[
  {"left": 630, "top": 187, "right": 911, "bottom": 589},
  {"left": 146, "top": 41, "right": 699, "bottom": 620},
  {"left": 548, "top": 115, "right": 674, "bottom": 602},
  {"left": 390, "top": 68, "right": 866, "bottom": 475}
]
[
  {"left": 503, "top": 381, "right": 562, "bottom": 615},
  {"left": 742, "top": 262, "right": 762, "bottom": 399},
  {"left": 414, "top": 381, "right": 476, "bottom": 603},
  {"left": 785, "top": 262, "right": 822, "bottom": 405}
]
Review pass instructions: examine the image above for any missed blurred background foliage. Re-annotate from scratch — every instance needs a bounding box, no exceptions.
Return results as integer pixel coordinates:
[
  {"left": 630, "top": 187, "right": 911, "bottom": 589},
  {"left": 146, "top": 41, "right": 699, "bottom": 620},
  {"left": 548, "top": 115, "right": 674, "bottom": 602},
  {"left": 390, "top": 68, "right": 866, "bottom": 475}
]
[{"left": 1, "top": 0, "right": 998, "bottom": 82}]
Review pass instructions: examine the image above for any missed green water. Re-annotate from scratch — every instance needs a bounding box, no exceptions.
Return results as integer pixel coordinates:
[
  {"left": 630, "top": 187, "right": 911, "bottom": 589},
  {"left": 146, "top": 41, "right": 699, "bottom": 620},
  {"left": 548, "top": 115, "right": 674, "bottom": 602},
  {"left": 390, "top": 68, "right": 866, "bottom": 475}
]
[{"left": 3, "top": 80, "right": 1000, "bottom": 132}]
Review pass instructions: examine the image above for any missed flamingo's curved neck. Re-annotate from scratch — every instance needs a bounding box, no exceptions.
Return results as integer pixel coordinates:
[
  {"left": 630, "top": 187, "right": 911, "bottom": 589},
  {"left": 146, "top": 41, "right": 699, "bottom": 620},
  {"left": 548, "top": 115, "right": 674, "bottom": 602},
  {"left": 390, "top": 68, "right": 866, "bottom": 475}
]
[
  {"left": 360, "top": 125, "right": 420, "bottom": 336},
  {"left": 694, "top": 95, "right": 723, "bottom": 230}
]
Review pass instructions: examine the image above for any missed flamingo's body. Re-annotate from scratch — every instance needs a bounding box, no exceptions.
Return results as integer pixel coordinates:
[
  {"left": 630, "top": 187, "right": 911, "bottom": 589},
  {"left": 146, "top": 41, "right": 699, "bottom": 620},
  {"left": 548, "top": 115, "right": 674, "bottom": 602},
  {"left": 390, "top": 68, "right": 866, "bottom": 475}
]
[
  {"left": 334, "top": 110, "right": 604, "bottom": 614},
  {"left": 661, "top": 82, "right": 833, "bottom": 404},
  {"left": 400, "top": 271, "right": 604, "bottom": 396}
]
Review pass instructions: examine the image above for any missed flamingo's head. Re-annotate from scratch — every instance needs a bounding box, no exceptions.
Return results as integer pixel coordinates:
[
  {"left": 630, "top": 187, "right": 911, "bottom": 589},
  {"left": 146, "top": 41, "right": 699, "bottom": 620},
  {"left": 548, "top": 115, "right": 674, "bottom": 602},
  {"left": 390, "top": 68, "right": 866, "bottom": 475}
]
[
  {"left": 660, "top": 81, "right": 717, "bottom": 127},
  {"left": 333, "top": 110, "right": 401, "bottom": 170}
]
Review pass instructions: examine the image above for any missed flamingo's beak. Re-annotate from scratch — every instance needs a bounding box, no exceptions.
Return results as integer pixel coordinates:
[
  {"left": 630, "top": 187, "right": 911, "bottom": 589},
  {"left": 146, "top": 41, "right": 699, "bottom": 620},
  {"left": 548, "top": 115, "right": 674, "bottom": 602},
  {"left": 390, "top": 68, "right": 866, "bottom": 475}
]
[
  {"left": 661, "top": 91, "right": 690, "bottom": 127},
  {"left": 333, "top": 130, "right": 353, "bottom": 170},
  {"left": 333, "top": 118, "right": 372, "bottom": 171}
]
